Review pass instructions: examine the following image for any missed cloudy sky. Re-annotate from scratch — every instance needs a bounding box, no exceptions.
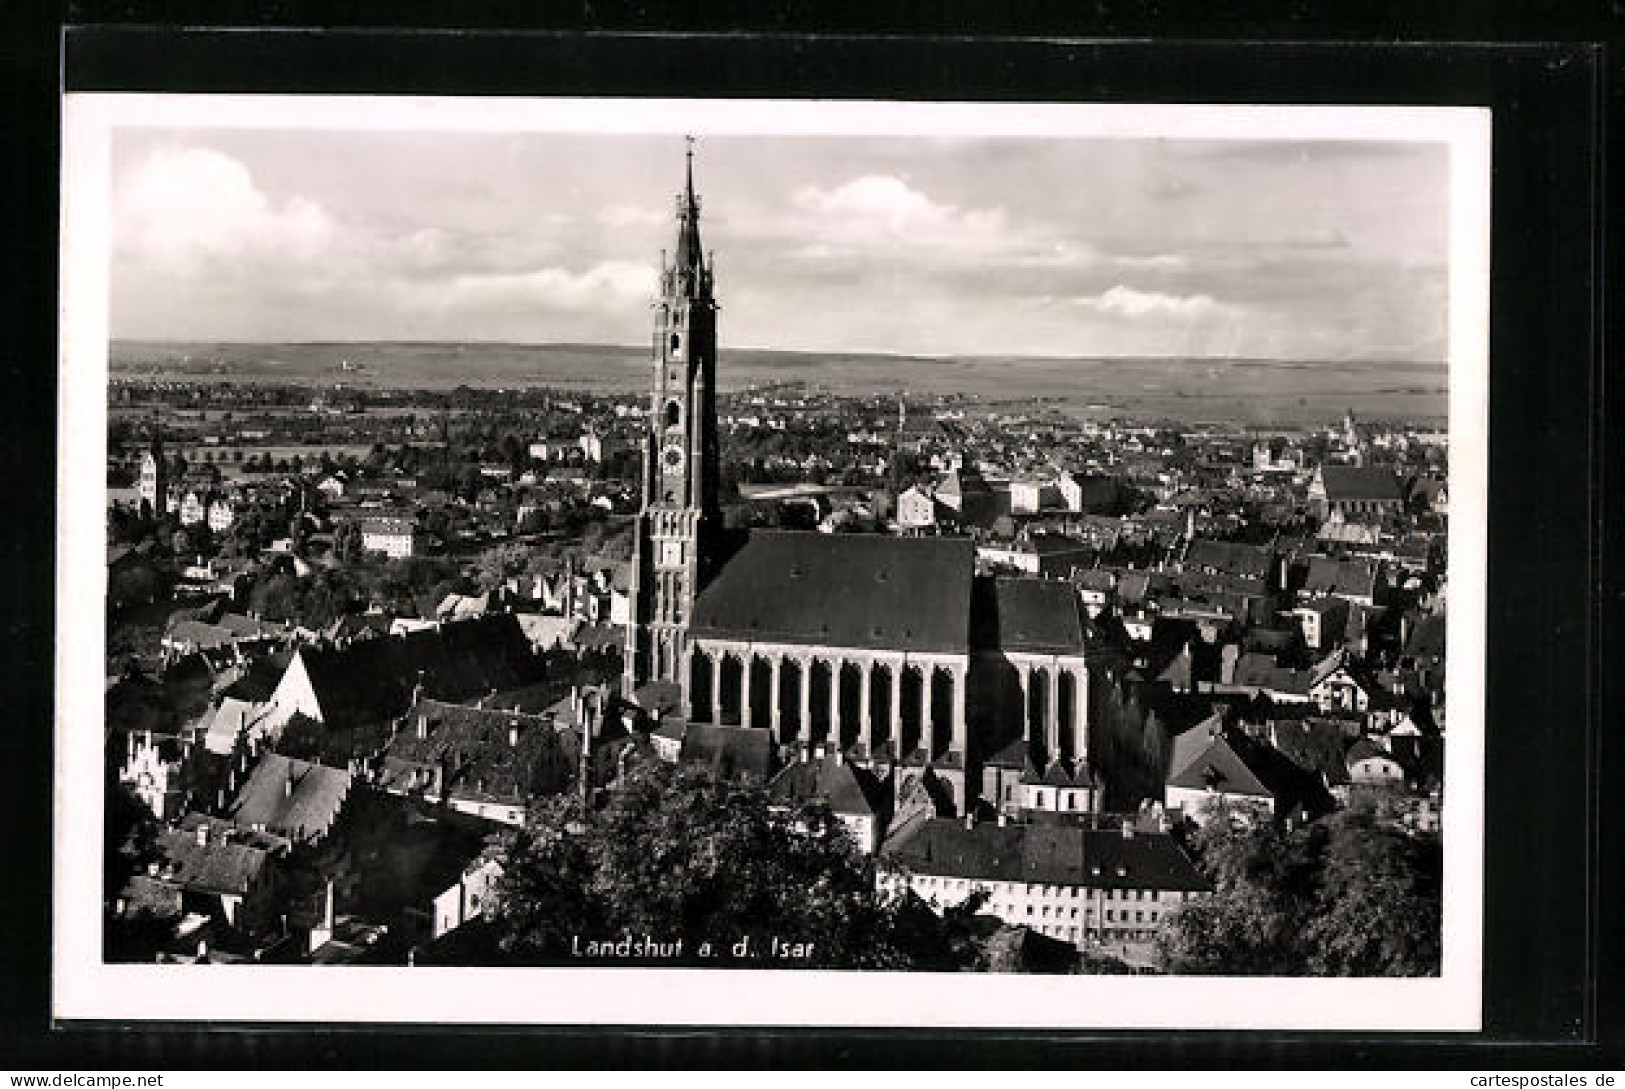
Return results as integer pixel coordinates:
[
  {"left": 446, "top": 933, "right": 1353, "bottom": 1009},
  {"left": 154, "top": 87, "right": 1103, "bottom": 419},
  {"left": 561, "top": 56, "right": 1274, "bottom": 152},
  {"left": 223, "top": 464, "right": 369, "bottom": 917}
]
[{"left": 110, "top": 128, "right": 1449, "bottom": 360}]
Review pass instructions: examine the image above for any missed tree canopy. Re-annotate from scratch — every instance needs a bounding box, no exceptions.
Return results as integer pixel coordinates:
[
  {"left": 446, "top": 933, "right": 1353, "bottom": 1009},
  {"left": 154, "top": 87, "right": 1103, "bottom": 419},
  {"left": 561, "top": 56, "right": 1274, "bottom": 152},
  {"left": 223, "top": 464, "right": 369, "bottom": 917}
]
[
  {"left": 1157, "top": 799, "right": 1441, "bottom": 977},
  {"left": 491, "top": 761, "right": 984, "bottom": 971}
]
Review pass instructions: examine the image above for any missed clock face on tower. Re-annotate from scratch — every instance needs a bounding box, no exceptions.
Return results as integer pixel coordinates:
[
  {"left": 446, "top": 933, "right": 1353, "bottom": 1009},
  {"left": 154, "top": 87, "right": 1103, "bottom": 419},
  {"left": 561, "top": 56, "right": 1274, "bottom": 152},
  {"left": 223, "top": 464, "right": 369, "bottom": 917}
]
[
  {"left": 661, "top": 445, "right": 685, "bottom": 474},
  {"left": 660, "top": 541, "right": 683, "bottom": 567}
]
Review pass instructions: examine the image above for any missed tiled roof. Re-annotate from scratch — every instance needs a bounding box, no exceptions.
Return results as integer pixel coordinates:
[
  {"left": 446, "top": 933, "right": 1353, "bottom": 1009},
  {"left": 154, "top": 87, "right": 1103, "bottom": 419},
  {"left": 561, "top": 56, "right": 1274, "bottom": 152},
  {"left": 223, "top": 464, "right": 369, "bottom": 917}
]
[
  {"left": 1317, "top": 466, "right": 1403, "bottom": 503},
  {"left": 1346, "top": 737, "right": 1397, "bottom": 767},
  {"left": 1165, "top": 710, "right": 1227, "bottom": 782},
  {"left": 690, "top": 531, "right": 974, "bottom": 653},
  {"left": 379, "top": 697, "right": 575, "bottom": 805},
  {"left": 1183, "top": 539, "right": 1273, "bottom": 580},
  {"left": 1404, "top": 612, "right": 1446, "bottom": 659},
  {"left": 289, "top": 615, "right": 545, "bottom": 730},
  {"left": 1165, "top": 732, "right": 1273, "bottom": 798},
  {"left": 937, "top": 468, "right": 992, "bottom": 499},
  {"left": 1169, "top": 570, "right": 1271, "bottom": 600},
  {"left": 969, "top": 577, "right": 1086, "bottom": 655},
  {"left": 151, "top": 823, "right": 273, "bottom": 896},
  {"left": 229, "top": 753, "right": 351, "bottom": 843},
  {"left": 768, "top": 754, "right": 885, "bottom": 817},
  {"left": 1231, "top": 652, "right": 1312, "bottom": 697},
  {"left": 1267, "top": 719, "right": 1352, "bottom": 786},
  {"left": 1071, "top": 568, "right": 1116, "bottom": 593},
  {"left": 885, "top": 820, "right": 1209, "bottom": 893},
  {"left": 1303, "top": 556, "right": 1378, "bottom": 599}
]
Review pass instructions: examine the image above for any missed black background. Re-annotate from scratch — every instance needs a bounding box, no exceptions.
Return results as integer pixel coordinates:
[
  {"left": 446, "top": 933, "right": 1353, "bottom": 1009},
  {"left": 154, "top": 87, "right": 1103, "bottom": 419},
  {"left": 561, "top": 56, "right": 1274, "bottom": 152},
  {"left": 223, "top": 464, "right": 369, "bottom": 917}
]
[{"left": 1, "top": 4, "right": 1619, "bottom": 1070}]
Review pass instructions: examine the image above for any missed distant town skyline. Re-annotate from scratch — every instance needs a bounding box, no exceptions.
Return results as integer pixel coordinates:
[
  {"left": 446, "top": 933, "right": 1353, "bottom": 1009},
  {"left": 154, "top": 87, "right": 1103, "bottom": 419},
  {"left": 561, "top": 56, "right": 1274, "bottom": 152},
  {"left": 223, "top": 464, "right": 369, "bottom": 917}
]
[{"left": 110, "top": 128, "right": 1450, "bottom": 362}]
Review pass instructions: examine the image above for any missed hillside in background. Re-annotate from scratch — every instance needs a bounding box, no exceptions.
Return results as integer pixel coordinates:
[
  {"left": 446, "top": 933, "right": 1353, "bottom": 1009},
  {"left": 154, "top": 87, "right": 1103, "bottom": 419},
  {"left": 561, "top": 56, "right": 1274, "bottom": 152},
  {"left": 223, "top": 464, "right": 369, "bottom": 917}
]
[{"left": 109, "top": 340, "right": 1447, "bottom": 425}]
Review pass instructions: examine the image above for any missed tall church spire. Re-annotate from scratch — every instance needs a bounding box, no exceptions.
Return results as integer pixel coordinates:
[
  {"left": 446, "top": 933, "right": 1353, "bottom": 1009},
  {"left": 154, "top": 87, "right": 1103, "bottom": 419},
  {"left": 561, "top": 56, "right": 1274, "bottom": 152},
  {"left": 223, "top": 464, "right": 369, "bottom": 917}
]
[
  {"left": 625, "top": 139, "right": 722, "bottom": 694},
  {"left": 674, "top": 135, "right": 706, "bottom": 292}
]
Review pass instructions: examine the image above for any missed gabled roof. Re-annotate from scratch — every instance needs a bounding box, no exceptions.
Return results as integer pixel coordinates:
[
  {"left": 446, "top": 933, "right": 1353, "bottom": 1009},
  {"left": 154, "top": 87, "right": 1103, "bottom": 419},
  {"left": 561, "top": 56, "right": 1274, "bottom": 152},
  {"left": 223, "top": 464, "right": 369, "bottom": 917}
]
[
  {"left": 690, "top": 531, "right": 973, "bottom": 654},
  {"left": 768, "top": 754, "right": 885, "bottom": 817},
  {"left": 1346, "top": 737, "right": 1399, "bottom": 767},
  {"left": 150, "top": 824, "right": 273, "bottom": 897},
  {"left": 1308, "top": 648, "right": 1360, "bottom": 689},
  {"left": 1404, "top": 611, "right": 1447, "bottom": 660},
  {"left": 228, "top": 753, "right": 351, "bottom": 842},
  {"left": 1165, "top": 710, "right": 1227, "bottom": 782},
  {"left": 1317, "top": 466, "right": 1403, "bottom": 503},
  {"left": 286, "top": 615, "right": 545, "bottom": 730},
  {"left": 1166, "top": 732, "right": 1274, "bottom": 798},
  {"left": 1025, "top": 757, "right": 1099, "bottom": 789},
  {"left": 1182, "top": 539, "right": 1274, "bottom": 580},
  {"left": 1267, "top": 718, "right": 1352, "bottom": 787},
  {"left": 379, "top": 697, "right": 576, "bottom": 805},
  {"left": 969, "top": 577, "right": 1086, "bottom": 655},
  {"left": 1303, "top": 556, "right": 1378, "bottom": 599},
  {"left": 884, "top": 820, "right": 1209, "bottom": 892},
  {"left": 1231, "top": 652, "right": 1312, "bottom": 697},
  {"left": 937, "top": 467, "right": 992, "bottom": 500}
]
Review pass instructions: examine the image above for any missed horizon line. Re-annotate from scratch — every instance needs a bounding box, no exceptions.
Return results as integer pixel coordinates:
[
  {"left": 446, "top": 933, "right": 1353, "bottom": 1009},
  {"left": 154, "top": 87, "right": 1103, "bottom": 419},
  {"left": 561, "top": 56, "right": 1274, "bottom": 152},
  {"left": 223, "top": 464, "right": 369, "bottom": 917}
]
[{"left": 108, "top": 337, "right": 1447, "bottom": 368}]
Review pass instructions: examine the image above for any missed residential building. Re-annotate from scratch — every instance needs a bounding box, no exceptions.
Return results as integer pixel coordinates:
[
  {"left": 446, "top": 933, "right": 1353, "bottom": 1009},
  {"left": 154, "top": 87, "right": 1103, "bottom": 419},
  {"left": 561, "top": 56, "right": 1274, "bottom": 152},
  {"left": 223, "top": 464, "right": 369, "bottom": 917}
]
[{"left": 882, "top": 818, "right": 1209, "bottom": 950}]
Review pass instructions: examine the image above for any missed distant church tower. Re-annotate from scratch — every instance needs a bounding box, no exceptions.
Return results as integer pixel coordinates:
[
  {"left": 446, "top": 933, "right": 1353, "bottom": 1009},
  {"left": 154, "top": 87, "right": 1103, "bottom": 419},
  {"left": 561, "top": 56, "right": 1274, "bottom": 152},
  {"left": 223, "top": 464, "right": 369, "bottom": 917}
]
[
  {"left": 138, "top": 433, "right": 167, "bottom": 518},
  {"left": 624, "top": 141, "right": 721, "bottom": 695}
]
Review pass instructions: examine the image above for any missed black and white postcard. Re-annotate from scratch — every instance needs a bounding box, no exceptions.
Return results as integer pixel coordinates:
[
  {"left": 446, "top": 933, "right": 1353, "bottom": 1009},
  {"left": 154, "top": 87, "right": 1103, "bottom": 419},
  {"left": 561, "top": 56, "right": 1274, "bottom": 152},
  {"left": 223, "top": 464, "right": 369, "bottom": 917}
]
[{"left": 56, "top": 96, "right": 1489, "bottom": 1030}]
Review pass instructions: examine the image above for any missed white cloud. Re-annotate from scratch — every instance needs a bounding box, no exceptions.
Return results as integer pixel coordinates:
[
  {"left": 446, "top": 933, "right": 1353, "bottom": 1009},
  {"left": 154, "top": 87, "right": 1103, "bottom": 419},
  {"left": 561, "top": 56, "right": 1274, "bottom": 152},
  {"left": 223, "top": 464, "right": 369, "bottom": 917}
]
[
  {"left": 428, "top": 260, "right": 654, "bottom": 311},
  {"left": 117, "top": 146, "right": 333, "bottom": 270},
  {"left": 1077, "top": 285, "right": 1226, "bottom": 319},
  {"left": 790, "top": 175, "right": 1008, "bottom": 249}
]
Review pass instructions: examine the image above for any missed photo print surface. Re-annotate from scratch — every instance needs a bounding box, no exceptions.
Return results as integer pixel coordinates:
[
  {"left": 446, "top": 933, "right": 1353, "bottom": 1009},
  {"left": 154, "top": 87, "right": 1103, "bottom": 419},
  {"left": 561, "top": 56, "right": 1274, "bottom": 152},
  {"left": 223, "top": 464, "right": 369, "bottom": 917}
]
[{"left": 58, "top": 96, "right": 1489, "bottom": 1029}]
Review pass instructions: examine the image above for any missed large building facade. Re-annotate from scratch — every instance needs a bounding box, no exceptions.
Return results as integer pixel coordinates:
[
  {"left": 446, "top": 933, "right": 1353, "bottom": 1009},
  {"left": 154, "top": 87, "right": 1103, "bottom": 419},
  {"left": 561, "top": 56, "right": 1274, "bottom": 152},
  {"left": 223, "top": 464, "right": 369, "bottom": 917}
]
[{"left": 623, "top": 151, "right": 1092, "bottom": 814}]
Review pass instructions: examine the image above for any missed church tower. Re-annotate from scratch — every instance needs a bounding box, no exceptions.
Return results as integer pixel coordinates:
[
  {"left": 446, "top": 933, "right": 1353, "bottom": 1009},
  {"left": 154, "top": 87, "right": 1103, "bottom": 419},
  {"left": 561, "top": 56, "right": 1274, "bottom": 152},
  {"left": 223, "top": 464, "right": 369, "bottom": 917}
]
[
  {"left": 624, "top": 141, "right": 721, "bottom": 694},
  {"left": 138, "top": 432, "right": 168, "bottom": 519}
]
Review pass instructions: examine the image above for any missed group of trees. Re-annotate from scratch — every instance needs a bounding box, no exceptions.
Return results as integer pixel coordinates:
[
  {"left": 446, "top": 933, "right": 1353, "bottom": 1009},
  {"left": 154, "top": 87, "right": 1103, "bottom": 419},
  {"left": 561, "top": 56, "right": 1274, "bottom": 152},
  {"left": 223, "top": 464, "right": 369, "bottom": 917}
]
[
  {"left": 241, "top": 554, "right": 473, "bottom": 626},
  {"left": 1157, "top": 800, "right": 1442, "bottom": 977},
  {"left": 491, "top": 763, "right": 990, "bottom": 972}
]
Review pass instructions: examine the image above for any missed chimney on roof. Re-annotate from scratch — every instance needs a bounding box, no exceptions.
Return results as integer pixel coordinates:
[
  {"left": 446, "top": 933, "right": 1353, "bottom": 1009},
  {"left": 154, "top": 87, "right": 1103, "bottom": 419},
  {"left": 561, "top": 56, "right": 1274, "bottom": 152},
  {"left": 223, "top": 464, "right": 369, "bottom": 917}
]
[
  {"left": 964, "top": 811, "right": 976, "bottom": 830},
  {"left": 417, "top": 715, "right": 428, "bottom": 740},
  {"left": 834, "top": 748, "right": 844, "bottom": 766},
  {"left": 509, "top": 722, "right": 520, "bottom": 748},
  {"left": 813, "top": 744, "right": 826, "bottom": 762},
  {"left": 1121, "top": 819, "right": 1134, "bottom": 839},
  {"left": 196, "top": 823, "right": 209, "bottom": 847}
]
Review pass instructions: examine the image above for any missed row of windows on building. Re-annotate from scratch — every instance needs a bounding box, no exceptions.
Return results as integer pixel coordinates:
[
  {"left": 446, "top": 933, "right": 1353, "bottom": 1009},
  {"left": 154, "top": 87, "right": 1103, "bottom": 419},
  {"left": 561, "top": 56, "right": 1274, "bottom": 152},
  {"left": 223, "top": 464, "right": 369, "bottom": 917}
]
[{"left": 913, "top": 875, "right": 1193, "bottom": 902}]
